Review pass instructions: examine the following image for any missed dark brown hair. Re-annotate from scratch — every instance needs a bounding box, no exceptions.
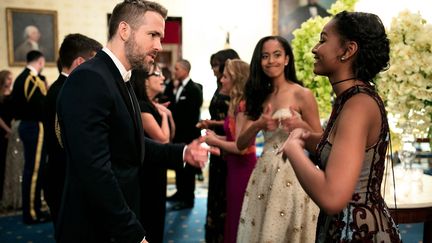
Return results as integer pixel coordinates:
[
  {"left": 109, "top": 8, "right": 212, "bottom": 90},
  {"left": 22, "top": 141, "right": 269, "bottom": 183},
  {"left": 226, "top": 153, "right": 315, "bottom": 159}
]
[{"left": 108, "top": 0, "right": 168, "bottom": 40}]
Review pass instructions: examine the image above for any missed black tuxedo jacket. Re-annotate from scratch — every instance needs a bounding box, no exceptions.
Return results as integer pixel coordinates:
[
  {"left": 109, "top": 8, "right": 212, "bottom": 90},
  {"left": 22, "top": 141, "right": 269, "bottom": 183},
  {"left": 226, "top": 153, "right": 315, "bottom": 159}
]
[
  {"left": 43, "top": 74, "right": 67, "bottom": 224},
  {"left": 56, "top": 51, "right": 185, "bottom": 243},
  {"left": 171, "top": 79, "right": 203, "bottom": 144},
  {"left": 44, "top": 74, "right": 67, "bottom": 168}
]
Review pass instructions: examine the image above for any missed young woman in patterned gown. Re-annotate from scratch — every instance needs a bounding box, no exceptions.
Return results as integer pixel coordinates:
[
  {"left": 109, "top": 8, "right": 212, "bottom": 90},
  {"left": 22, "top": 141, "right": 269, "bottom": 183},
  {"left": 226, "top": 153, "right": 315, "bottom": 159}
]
[{"left": 281, "top": 11, "right": 402, "bottom": 242}]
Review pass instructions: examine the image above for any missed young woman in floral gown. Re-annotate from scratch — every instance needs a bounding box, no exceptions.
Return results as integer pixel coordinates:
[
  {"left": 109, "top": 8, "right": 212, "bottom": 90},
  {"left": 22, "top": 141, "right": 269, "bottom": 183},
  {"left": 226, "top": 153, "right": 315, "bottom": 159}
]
[{"left": 282, "top": 11, "right": 402, "bottom": 242}]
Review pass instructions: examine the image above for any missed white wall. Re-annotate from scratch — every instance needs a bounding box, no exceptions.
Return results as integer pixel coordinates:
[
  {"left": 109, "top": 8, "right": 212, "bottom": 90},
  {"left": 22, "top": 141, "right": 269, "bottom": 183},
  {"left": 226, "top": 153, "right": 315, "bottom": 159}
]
[{"left": 158, "top": 0, "right": 272, "bottom": 115}]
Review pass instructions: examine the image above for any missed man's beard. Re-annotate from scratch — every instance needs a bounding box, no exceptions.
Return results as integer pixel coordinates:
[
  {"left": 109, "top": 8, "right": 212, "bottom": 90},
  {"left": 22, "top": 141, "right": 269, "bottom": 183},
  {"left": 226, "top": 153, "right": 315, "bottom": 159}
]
[{"left": 125, "top": 36, "right": 152, "bottom": 71}]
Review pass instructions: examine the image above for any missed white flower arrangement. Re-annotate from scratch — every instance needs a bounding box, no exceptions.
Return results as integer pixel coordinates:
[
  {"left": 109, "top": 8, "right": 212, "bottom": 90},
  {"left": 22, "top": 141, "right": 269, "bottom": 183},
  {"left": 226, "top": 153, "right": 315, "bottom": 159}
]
[
  {"left": 376, "top": 10, "right": 432, "bottom": 140},
  {"left": 291, "top": 0, "right": 358, "bottom": 119}
]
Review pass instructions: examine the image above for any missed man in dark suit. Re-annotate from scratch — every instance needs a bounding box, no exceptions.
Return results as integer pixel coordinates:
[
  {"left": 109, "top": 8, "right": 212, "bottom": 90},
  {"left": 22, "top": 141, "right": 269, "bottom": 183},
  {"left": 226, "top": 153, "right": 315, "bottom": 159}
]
[
  {"left": 43, "top": 33, "right": 102, "bottom": 232},
  {"left": 168, "top": 59, "right": 203, "bottom": 210},
  {"left": 55, "top": 1, "right": 212, "bottom": 243},
  {"left": 9, "top": 50, "right": 49, "bottom": 225}
]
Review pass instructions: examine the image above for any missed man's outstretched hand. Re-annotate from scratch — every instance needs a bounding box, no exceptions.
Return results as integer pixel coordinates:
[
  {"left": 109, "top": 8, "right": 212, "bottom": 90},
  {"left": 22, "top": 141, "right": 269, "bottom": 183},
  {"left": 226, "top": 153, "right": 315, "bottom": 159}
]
[{"left": 184, "top": 136, "right": 220, "bottom": 168}]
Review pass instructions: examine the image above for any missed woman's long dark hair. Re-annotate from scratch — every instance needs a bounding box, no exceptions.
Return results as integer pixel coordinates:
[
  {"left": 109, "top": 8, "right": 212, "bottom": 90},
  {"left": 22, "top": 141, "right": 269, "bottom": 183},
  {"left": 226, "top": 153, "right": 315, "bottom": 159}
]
[
  {"left": 210, "top": 48, "right": 240, "bottom": 86},
  {"left": 245, "top": 36, "right": 302, "bottom": 120}
]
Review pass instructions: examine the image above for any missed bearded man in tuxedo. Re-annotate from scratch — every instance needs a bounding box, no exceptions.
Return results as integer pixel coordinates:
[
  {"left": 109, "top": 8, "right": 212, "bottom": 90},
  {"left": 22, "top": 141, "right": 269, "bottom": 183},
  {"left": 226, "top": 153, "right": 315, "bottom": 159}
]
[{"left": 55, "top": 1, "right": 214, "bottom": 242}]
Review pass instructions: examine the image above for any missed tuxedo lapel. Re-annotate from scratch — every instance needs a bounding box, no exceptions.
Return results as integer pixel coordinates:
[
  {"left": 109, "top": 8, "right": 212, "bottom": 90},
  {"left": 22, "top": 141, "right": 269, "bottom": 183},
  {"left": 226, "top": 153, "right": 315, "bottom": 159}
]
[
  {"left": 97, "top": 52, "right": 135, "bottom": 118},
  {"left": 126, "top": 82, "right": 145, "bottom": 163},
  {"left": 97, "top": 51, "right": 145, "bottom": 162}
]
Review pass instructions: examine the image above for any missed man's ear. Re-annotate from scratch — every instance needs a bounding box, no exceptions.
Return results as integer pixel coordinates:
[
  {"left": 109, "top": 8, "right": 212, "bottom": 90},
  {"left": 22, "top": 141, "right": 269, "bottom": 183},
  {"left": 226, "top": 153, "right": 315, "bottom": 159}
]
[
  {"left": 37, "top": 58, "right": 45, "bottom": 70},
  {"left": 70, "top": 56, "right": 86, "bottom": 70},
  {"left": 118, "top": 21, "right": 130, "bottom": 41},
  {"left": 76, "top": 56, "right": 86, "bottom": 65}
]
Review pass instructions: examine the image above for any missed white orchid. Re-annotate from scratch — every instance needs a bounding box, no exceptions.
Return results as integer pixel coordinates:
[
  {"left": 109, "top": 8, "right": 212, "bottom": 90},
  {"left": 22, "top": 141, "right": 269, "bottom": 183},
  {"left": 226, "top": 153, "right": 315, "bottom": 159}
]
[{"left": 376, "top": 10, "right": 432, "bottom": 140}]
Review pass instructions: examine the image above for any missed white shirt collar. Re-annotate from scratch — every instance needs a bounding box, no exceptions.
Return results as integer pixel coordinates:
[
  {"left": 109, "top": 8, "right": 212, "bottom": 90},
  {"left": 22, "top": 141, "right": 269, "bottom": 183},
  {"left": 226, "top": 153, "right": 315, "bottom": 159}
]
[
  {"left": 181, "top": 76, "right": 191, "bottom": 86},
  {"left": 61, "top": 72, "right": 69, "bottom": 77},
  {"left": 26, "top": 65, "right": 38, "bottom": 76},
  {"left": 102, "top": 47, "right": 131, "bottom": 82}
]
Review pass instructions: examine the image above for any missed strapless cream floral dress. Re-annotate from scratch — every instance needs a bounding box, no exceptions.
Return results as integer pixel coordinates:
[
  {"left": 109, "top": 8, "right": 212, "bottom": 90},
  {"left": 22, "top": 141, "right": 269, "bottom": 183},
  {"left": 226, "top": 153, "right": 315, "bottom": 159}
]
[{"left": 237, "top": 109, "right": 318, "bottom": 243}]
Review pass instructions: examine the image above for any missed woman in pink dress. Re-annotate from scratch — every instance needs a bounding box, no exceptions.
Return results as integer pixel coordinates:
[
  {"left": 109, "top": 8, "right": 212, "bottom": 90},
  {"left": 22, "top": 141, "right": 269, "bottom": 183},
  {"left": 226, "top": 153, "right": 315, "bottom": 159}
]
[{"left": 205, "top": 59, "right": 256, "bottom": 243}]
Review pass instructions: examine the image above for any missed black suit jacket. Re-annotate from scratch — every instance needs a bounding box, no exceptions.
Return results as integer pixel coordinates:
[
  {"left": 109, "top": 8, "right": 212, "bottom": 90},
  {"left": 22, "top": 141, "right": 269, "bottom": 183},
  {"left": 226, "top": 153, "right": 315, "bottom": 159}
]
[
  {"left": 171, "top": 79, "right": 203, "bottom": 144},
  {"left": 42, "top": 74, "right": 67, "bottom": 225},
  {"left": 56, "top": 51, "right": 185, "bottom": 243},
  {"left": 44, "top": 74, "right": 67, "bottom": 170}
]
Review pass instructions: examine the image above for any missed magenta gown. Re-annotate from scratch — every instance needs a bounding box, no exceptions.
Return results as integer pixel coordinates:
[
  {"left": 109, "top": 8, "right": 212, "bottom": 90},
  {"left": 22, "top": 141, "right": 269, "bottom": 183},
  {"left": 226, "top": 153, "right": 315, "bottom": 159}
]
[{"left": 223, "top": 101, "right": 257, "bottom": 243}]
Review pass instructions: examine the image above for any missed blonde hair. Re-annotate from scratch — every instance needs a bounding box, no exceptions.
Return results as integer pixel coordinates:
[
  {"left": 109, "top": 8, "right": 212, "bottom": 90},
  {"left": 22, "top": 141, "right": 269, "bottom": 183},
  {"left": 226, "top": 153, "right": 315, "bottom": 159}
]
[{"left": 224, "top": 59, "right": 249, "bottom": 115}]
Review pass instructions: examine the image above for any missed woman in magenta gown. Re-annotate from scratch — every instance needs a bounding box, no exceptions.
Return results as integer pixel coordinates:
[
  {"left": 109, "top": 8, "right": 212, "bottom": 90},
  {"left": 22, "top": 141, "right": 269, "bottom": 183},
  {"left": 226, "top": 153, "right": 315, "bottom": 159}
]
[{"left": 205, "top": 59, "right": 256, "bottom": 243}]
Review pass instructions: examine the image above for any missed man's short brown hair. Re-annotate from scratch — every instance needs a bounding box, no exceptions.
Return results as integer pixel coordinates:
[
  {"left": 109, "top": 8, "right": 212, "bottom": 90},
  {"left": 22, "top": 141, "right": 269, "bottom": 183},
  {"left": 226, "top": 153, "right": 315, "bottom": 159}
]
[{"left": 108, "top": 0, "right": 168, "bottom": 40}]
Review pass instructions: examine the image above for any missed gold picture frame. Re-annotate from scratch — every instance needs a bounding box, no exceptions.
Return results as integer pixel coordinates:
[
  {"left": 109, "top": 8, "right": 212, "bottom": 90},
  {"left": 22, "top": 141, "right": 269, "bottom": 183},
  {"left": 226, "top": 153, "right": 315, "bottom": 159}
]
[{"left": 6, "top": 8, "right": 58, "bottom": 66}]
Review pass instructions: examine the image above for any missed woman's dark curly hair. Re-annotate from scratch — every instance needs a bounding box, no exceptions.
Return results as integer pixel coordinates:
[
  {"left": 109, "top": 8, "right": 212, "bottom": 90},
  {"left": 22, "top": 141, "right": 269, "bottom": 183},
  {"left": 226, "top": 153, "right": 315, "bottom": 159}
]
[
  {"left": 245, "top": 36, "right": 302, "bottom": 120},
  {"left": 333, "top": 11, "right": 390, "bottom": 84}
]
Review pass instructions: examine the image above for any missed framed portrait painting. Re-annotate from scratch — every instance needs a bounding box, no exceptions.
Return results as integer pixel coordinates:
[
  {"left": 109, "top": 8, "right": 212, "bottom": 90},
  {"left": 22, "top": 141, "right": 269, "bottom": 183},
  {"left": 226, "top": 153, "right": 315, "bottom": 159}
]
[
  {"left": 273, "top": 0, "right": 335, "bottom": 42},
  {"left": 6, "top": 8, "right": 58, "bottom": 66}
]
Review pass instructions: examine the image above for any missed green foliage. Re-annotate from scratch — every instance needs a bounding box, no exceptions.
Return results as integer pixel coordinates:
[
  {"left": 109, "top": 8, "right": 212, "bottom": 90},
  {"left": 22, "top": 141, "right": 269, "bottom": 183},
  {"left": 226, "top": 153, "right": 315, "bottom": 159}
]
[{"left": 327, "top": 0, "right": 358, "bottom": 15}]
